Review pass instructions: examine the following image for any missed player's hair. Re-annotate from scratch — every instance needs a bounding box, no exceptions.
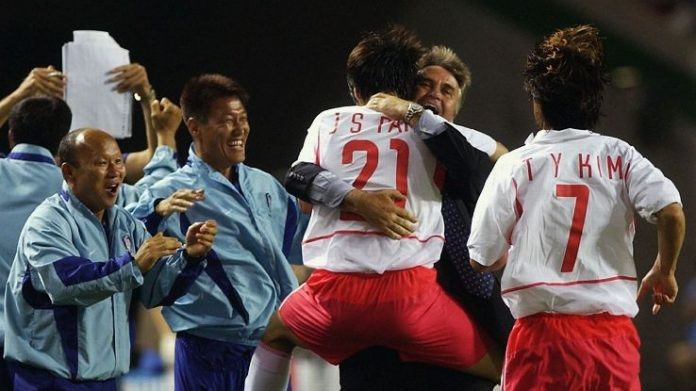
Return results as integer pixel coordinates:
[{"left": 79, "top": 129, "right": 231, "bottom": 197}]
[
  {"left": 180, "top": 74, "right": 250, "bottom": 123},
  {"left": 346, "top": 25, "right": 426, "bottom": 101},
  {"left": 9, "top": 96, "right": 72, "bottom": 154},
  {"left": 418, "top": 45, "right": 472, "bottom": 106},
  {"left": 523, "top": 25, "right": 609, "bottom": 129}
]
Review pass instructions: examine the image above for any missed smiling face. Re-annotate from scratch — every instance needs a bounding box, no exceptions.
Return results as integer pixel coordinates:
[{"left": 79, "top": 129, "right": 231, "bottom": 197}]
[
  {"left": 414, "top": 65, "right": 462, "bottom": 121},
  {"left": 61, "top": 129, "right": 125, "bottom": 220},
  {"left": 188, "top": 97, "right": 249, "bottom": 178}
]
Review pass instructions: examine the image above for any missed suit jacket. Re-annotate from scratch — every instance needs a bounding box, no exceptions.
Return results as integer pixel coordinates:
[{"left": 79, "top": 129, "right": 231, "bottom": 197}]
[{"left": 425, "top": 123, "right": 513, "bottom": 349}]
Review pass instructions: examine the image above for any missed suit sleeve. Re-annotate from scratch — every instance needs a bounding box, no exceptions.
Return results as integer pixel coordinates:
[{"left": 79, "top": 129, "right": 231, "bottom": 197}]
[{"left": 423, "top": 122, "right": 493, "bottom": 201}]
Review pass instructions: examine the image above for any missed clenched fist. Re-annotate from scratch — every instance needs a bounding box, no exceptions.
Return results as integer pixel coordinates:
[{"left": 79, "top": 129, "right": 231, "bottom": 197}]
[{"left": 151, "top": 97, "right": 183, "bottom": 136}]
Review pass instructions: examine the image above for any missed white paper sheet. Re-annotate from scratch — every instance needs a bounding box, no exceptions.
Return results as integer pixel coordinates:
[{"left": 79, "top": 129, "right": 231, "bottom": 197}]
[{"left": 63, "top": 31, "right": 132, "bottom": 138}]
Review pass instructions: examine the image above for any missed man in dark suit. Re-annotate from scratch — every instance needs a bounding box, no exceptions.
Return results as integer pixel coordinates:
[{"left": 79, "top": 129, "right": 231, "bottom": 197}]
[{"left": 285, "top": 46, "right": 513, "bottom": 390}]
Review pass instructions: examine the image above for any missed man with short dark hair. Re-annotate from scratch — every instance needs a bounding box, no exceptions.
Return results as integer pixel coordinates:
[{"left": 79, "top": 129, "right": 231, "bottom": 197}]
[
  {"left": 0, "top": 95, "right": 71, "bottom": 388},
  {"left": 244, "top": 27, "right": 500, "bottom": 391},
  {"left": 130, "top": 74, "right": 300, "bottom": 390},
  {"left": 0, "top": 90, "right": 183, "bottom": 384},
  {"left": 4, "top": 128, "right": 216, "bottom": 389},
  {"left": 468, "top": 25, "right": 684, "bottom": 390},
  {"left": 286, "top": 44, "right": 512, "bottom": 390}
]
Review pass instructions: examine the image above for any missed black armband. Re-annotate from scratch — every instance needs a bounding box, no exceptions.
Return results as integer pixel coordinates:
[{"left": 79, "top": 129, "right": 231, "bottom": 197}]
[{"left": 283, "top": 162, "right": 326, "bottom": 202}]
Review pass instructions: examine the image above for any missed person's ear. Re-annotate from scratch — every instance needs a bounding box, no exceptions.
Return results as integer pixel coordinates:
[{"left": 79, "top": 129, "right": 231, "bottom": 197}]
[
  {"left": 186, "top": 117, "right": 199, "bottom": 137},
  {"left": 61, "top": 162, "right": 75, "bottom": 185},
  {"left": 7, "top": 128, "right": 16, "bottom": 148},
  {"left": 351, "top": 86, "right": 365, "bottom": 105},
  {"left": 532, "top": 99, "right": 549, "bottom": 129}
]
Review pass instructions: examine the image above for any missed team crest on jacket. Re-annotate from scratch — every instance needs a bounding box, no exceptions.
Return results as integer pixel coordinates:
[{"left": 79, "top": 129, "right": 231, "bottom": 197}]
[{"left": 122, "top": 235, "right": 133, "bottom": 252}]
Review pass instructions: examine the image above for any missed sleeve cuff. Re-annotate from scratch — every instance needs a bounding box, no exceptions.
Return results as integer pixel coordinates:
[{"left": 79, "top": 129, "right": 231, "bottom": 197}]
[
  {"left": 309, "top": 171, "right": 353, "bottom": 208},
  {"left": 144, "top": 200, "right": 165, "bottom": 235},
  {"left": 183, "top": 249, "right": 207, "bottom": 263},
  {"left": 128, "top": 253, "right": 145, "bottom": 284},
  {"left": 415, "top": 110, "right": 448, "bottom": 139}
]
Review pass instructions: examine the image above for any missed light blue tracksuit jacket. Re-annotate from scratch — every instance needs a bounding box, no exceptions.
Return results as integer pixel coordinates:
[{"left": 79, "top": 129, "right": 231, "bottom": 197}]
[
  {"left": 0, "top": 145, "right": 178, "bottom": 346},
  {"left": 3, "top": 182, "right": 200, "bottom": 381},
  {"left": 130, "top": 147, "right": 299, "bottom": 346}
]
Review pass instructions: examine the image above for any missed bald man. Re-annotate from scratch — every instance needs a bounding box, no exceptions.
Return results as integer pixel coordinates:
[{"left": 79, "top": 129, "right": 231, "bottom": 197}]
[{"left": 3, "top": 129, "right": 217, "bottom": 389}]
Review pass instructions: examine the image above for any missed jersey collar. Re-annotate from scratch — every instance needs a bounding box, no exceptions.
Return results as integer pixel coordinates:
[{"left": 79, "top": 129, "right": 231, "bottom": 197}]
[
  {"left": 7, "top": 143, "right": 56, "bottom": 165},
  {"left": 528, "top": 128, "right": 594, "bottom": 145}
]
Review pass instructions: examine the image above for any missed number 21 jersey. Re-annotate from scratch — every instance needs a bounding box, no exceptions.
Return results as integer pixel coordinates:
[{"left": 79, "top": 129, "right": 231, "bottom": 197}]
[{"left": 296, "top": 106, "right": 445, "bottom": 274}]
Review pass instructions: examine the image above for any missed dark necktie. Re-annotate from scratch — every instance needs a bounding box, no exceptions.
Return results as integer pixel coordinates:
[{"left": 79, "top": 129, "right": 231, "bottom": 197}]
[{"left": 441, "top": 196, "right": 495, "bottom": 298}]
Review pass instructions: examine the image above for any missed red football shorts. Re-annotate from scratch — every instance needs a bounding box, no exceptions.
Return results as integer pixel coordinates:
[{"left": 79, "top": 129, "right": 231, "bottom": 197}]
[
  {"left": 503, "top": 312, "right": 640, "bottom": 390},
  {"left": 278, "top": 266, "right": 491, "bottom": 370}
]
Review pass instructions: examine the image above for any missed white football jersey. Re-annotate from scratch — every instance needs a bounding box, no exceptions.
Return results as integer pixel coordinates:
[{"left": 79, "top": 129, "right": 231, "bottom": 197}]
[
  {"left": 468, "top": 128, "right": 681, "bottom": 318},
  {"left": 296, "top": 106, "right": 445, "bottom": 273}
]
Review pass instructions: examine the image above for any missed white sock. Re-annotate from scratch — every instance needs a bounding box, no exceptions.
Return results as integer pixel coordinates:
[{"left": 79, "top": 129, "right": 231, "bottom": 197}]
[{"left": 244, "top": 343, "right": 292, "bottom": 391}]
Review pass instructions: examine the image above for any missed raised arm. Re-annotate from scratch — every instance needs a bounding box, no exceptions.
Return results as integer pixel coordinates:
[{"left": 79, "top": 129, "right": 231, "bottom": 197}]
[
  {"left": 366, "top": 92, "right": 506, "bottom": 205},
  {"left": 0, "top": 66, "right": 65, "bottom": 128},
  {"left": 107, "top": 64, "right": 178, "bottom": 183},
  {"left": 366, "top": 93, "right": 506, "bottom": 158},
  {"left": 125, "top": 98, "right": 183, "bottom": 193}
]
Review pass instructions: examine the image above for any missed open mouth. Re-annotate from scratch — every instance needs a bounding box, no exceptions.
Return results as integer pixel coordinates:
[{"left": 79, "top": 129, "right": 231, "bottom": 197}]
[
  {"left": 421, "top": 101, "right": 440, "bottom": 115},
  {"left": 228, "top": 140, "right": 244, "bottom": 149},
  {"left": 106, "top": 183, "right": 120, "bottom": 196}
]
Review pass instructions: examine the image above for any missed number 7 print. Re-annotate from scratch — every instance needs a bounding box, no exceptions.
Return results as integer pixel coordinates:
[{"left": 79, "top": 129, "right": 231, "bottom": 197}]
[{"left": 556, "top": 184, "right": 589, "bottom": 272}]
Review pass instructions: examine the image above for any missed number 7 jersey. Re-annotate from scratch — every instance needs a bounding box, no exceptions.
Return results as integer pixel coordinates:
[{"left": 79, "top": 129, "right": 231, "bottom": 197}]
[
  {"left": 467, "top": 128, "right": 681, "bottom": 318},
  {"left": 296, "top": 106, "right": 445, "bottom": 273}
]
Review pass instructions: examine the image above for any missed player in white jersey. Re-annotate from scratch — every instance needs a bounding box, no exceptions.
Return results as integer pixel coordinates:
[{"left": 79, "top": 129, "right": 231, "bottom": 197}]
[
  {"left": 296, "top": 104, "right": 444, "bottom": 274},
  {"left": 468, "top": 25, "right": 685, "bottom": 390},
  {"left": 244, "top": 26, "right": 501, "bottom": 391}
]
